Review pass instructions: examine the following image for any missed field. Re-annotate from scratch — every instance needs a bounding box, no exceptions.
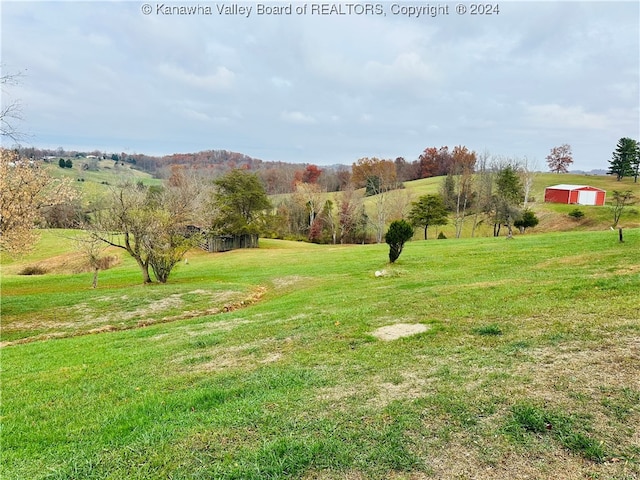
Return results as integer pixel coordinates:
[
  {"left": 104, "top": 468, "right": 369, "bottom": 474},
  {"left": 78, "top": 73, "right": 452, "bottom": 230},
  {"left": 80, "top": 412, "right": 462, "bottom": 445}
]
[{"left": 1, "top": 227, "right": 639, "bottom": 479}]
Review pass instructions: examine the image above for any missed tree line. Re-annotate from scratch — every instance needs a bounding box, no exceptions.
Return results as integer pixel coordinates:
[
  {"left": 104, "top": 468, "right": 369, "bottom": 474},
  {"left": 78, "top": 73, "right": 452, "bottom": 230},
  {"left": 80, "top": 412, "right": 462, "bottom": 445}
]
[{"left": 3, "top": 140, "right": 638, "bottom": 285}]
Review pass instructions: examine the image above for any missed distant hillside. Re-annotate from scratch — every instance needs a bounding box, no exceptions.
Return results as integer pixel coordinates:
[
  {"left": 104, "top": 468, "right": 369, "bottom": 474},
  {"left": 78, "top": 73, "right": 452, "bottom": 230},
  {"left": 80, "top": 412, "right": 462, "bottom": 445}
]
[
  {"left": 147, "top": 150, "right": 266, "bottom": 174},
  {"left": 43, "top": 157, "right": 161, "bottom": 204},
  {"left": 397, "top": 173, "right": 640, "bottom": 237},
  {"left": 25, "top": 146, "right": 313, "bottom": 178},
  {"left": 24, "top": 146, "right": 349, "bottom": 194}
]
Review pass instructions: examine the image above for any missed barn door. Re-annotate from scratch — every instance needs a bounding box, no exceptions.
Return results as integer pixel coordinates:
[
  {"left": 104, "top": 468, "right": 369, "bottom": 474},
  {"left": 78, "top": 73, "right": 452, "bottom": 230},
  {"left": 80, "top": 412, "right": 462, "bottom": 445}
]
[{"left": 578, "top": 190, "right": 597, "bottom": 205}]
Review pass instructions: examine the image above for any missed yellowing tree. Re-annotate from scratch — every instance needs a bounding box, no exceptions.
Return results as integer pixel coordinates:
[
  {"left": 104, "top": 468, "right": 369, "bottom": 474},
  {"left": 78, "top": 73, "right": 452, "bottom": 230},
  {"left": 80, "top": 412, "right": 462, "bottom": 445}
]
[
  {"left": 351, "top": 157, "right": 398, "bottom": 242},
  {"left": 0, "top": 149, "right": 77, "bottom": 254},
  {"left": 88, "top": 181, "right": 201, "bottom": 284}
]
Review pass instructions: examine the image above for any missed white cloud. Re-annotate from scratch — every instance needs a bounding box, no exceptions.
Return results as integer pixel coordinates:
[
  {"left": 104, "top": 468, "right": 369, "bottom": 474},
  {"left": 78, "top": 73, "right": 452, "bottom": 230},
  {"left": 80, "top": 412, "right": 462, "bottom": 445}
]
[
  {"left": 180, "top": 109, "right": 211, "bottom": 122},
  {"left": 524, "top": 103, "right": 609, "bottom": 130},
  {"left": 157, "top": 64, "right": 235, "bottom": 91},
  {"left": 271, "top": 77, "right": 292, "bottom": 88},
  {"left": 364, "top": 52, "right": 437, "bottom": 86},
  {"left": 85, "top": 33, "right": 112, "bottom": 48},
  {"left": 280, "top": 111, "right": 316, "bottom": 125}
]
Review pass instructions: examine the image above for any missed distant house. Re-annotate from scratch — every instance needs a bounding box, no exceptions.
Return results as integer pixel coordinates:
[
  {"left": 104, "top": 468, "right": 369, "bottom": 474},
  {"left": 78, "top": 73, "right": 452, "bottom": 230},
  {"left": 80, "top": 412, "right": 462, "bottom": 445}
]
[{"left": 544, "top": 184, "right": 606, "bottom": 206}]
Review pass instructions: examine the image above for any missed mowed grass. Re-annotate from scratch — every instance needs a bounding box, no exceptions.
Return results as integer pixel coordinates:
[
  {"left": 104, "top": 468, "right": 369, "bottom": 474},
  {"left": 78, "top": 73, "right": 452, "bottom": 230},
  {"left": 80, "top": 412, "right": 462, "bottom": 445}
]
[{"left": 1, "top": 229, "right": 639, "bottom": 479}]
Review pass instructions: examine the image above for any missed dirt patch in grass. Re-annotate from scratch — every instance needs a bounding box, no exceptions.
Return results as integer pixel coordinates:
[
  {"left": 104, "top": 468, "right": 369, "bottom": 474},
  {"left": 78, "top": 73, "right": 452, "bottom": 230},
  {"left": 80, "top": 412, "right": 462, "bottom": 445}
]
[
  {"left": 317, "top": 371, "right": 436, "bottom": 410},
  {"left": 371, "top": 372, "right": 435, "bottom": 408},
  {"left": 516, "top": 336, "right": 640, "bottom": 398},
  {"left": 535, "top": 252, "right": 606, "bottom": 270},
  {"left": 426, "top": 438, "right": 610, "bottom": 480},
  {"left": 11, "top": 251, "right": 122, "bottom": 275},
  {"left": 186, "top": 318, "right": 253, "bottom": 334},
  {"left": 259, "top": 352, "right": 283, "bottom": 364},
  {"left": 123, "top": 294, "right": 185, "bottom": 320},
  {"left": 418, "top": 425, "right": 635, "bottom": 479},
  {"left": 176, "top": 337, "right": 289, "bottom": 373},
  {"left": 371, "top": 323, "right": 429, "bottom": 341},
  {"left": 509, "top": 335, "right": 640, "bottom": 468},
  {"left": 271, "top": 275, "right": 311, "bottom": 289},
  {"left": 593, "top": 263, "right": 640, "bottom": 277},
  {"left": 1, "top": 287, "right": 268, "bottom": 347}
]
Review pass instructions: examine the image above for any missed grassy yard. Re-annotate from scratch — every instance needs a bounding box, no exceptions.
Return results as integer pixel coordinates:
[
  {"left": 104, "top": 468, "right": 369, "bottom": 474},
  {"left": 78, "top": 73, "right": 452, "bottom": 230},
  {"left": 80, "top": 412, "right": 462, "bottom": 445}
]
[{"left": 1, "top": 229, "right": 639, "bottom": 479}]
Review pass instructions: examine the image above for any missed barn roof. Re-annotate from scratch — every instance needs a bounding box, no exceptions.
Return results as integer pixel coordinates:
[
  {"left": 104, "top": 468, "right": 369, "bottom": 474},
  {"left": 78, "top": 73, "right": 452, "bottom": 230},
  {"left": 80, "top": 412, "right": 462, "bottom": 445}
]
[{"left": 546, "top": 184, "right": 605, "bottom": 191}]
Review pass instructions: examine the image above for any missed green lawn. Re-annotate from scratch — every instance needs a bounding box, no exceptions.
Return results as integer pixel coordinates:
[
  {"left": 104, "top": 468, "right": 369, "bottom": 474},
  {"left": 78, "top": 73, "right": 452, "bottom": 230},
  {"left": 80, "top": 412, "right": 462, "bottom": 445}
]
[{"left": 1, "top": 229, "right": 639, "bottom": 479}]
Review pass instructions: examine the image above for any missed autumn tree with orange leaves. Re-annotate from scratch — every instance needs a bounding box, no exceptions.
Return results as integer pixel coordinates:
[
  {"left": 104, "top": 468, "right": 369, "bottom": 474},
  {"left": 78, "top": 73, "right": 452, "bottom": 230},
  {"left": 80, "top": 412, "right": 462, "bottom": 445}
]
[{"left": 418, "top": 146, "right": 453, "bottom": 178}]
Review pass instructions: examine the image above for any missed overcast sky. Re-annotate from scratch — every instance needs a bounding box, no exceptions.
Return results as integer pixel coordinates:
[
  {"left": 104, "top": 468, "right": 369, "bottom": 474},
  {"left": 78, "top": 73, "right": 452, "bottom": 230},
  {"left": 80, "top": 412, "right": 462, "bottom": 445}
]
[{"left": 2, "top": 1, "right": 638, "bottom": 170}]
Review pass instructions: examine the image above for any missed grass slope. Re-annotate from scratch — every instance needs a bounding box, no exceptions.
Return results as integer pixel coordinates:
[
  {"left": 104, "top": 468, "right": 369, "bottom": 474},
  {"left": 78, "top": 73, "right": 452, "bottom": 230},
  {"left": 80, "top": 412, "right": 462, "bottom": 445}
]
[
  {"left": 44, "top": 159, "right": 161, "bottom": 204},
  {"left": 380, "top": 173, "right": 640, "bottom": 238},
  {"left": 1, "top": 229, "right": 639, "bottom": 479}
]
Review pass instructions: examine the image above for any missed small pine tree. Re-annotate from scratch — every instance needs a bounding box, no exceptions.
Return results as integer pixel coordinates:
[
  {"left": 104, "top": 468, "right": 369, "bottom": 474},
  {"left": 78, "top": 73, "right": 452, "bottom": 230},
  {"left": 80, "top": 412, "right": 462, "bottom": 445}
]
[
  {"left": 514, "top": 209, "right": 539, "bottom": 233},
  {"left": 65, "top": 159, "right": 73, "bottom": 169},
  {"left": 58, "top": 158, "right": 66, "bottom": 168},
  {"left": 568, "top": 208, "right": 584, "bottom": 220},
  {"left": 385, "top": 220, "right": 414, "bottom": 263}
]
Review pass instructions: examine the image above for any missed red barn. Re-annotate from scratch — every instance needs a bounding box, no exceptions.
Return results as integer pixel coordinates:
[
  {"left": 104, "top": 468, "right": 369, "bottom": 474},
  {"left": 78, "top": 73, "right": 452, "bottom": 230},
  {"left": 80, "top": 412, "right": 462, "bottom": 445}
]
[{"left": 544, "top": 184, "right": 606, "bottom": 206}]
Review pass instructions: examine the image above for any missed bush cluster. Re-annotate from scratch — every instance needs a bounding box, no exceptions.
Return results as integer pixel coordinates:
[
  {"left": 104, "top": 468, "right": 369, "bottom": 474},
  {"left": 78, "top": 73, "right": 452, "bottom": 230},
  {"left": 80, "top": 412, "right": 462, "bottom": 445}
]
[{"left": 18, "top": 265, "right": 48, "bottom": 275}]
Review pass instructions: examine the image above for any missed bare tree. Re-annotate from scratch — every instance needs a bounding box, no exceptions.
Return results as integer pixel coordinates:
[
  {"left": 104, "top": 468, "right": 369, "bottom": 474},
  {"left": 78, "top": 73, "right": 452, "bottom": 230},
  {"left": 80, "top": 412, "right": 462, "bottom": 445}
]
[
  {"left": 293, "top": 182, "right": 324, "bottom": 233},
  {"left": 519, "top": 156, "right": 539, "bottom": 209},
  {"left": 74, "top": 233, "right": 110, "bottom": 288},
  {"left": 450, "top": 146, "right": 476, "bottom": 238},
  {"left": 470, "top": 151, "right": 493, "bottom": 237},
  {"left": 546, "top": 144, "right": 573, "bottom": 173},
  {"left": 611, "top": 190, "right": 636, "bottom": 228},
  {"left": 320, "top": 199, "right": 338, "bottom": 244},
  {"left": 89, "top": 183, "right": 153, "bottom": 283},
  {"left": 1, "top": 69, "right": 26, "bottom": 144},
  {"left": 387, "top": 188, "right": 414, "bottom": 222},
  {"left": 337, "top": 185, "right": 364, "bottom": 244}
]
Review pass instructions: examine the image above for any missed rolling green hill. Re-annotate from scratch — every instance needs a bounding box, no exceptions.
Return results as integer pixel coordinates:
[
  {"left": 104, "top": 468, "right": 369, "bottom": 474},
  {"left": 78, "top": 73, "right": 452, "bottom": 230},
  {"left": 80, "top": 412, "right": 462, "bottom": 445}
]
[
  {"left": 1, "top": 228, "right": 639, "bottom": 479},
  {"left": 43, "top": 158, "right": 162, "bottom": 204},
  {"left": 381, "top": 173, "right": 640, "bottom": 238}
]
